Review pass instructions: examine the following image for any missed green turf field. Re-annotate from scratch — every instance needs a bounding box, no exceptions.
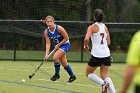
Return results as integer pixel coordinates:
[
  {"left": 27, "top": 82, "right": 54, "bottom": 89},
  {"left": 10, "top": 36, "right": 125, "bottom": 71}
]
[{"left": 0, "top": 61, "right": 134, "bottom": 93}]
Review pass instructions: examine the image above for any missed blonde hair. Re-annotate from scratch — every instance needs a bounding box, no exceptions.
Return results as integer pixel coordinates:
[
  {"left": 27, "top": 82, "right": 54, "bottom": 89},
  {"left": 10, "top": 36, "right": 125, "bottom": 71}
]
[{"left": 42, "top": 15, "right": 55, "bottom": 24}]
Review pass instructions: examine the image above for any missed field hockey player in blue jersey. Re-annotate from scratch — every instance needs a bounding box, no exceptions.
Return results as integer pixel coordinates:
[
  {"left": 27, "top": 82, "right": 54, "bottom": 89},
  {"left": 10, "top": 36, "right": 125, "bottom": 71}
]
[{"left": 43, "top": 16, "right": 76, "bottom": 83}]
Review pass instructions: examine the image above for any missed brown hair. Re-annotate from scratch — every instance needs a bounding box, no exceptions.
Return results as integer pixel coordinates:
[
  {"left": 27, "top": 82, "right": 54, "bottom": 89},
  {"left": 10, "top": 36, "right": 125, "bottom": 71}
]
[
  {"left": 42, "top": 15, "right": 55, "bottom": 24},
  {"left": 94, "top": 9, "right": 104, "bottom": 22}
]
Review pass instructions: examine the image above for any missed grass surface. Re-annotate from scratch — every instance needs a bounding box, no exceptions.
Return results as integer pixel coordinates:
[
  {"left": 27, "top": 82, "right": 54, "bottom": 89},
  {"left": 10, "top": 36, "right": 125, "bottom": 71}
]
[{"left": 0, "top": 61, "right": 134, "bottom": 93}]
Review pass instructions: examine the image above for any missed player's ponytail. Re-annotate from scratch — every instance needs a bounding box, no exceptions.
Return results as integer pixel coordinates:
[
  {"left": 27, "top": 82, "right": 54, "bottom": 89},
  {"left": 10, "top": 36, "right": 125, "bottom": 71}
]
[{"left": 94, "top": 9, "right": 104, "bottom": 22}]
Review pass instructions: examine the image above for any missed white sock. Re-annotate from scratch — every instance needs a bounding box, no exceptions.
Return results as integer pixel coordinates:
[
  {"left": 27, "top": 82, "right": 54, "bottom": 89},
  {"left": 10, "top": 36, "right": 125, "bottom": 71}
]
[
  {"left": 104, "top": 77, "right": 116, "bottom": 93},
  {"left": 88, "top": 73, "right": 104, "bottom": 85}
]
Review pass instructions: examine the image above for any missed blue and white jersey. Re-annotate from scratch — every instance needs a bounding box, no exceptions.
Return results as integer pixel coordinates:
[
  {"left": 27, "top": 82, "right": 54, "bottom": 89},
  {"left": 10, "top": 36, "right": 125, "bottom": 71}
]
[
  {"left": 47, "top": 25, "right": 69, "bottom": 46},
  {"left": 47, "top": 25, "right": 64, "bottom": 46},
  {"left": 46, "top": 25, "right": 71, "bottom": 52}
]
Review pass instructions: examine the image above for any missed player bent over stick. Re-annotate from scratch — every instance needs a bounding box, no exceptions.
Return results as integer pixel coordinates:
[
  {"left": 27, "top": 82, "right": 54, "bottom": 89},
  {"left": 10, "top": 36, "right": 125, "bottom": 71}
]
[
  {"left": 84, "top": 9, "right": 116, "bottom": 93},
  {"left": 43, "top": 16, "right": 76, "bottom": 83}
]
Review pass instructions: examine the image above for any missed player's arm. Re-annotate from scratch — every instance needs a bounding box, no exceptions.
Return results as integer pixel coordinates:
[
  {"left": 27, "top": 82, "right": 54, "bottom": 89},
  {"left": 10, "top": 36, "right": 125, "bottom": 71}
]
[
  {"left": 44, "top": 30, "right": 51, "bottom": 56},
  {"left": 84, "top": 25, "right": 93, "bottom": 49},
  {"left": 84, "top": 24, "right": 98, "bottom": 49},
  {"left": 121, "top": 65, "right": 137, "bottom": 93},
  {"left": 121, "top": 32, "right": 140, "bottom": 93},
  {"left": 105, "top": 26, "right": 111, "bottom": 46},
  {"left": 56, "top": 25, "right": 69, "bottom": 48}
]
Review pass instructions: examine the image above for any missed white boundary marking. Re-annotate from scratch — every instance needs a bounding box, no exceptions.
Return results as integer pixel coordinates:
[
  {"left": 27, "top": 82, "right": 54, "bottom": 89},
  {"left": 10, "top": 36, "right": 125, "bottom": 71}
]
[
  {"left": 0, "top": 67, "right": 121, "bottom": 92},
  {"left": 36, "top": 78, "right": 121, "bottom": 92},
  {"left": 36, "top": 78, "right": 100, "bottom": 88}
]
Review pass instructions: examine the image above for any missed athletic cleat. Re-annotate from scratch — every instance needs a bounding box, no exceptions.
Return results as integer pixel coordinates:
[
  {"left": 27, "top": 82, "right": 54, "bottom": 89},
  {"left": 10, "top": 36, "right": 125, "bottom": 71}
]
[
  {"left": 50, "top": 74, "right": 60, "bottom": 81},
  {"left": 67, "top": 75, "right": 76, "bottom": 83},
  {"left": 102, "top": 81, "right": 109, "bottom": 93}
]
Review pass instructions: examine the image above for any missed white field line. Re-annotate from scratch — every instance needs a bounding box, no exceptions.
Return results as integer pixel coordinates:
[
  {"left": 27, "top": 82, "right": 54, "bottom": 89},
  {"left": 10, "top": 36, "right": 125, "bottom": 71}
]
[
  {"left": 36, "top": 78, "right": 121, "bottom": 92},
  {"left": 0, "top": 67, "right": 124, "bottom": 77},
  {"left": 36, "top": 78, "right": 100, "bottom": 88},
  {"left": 37, "top": 78, "right": 121, "bottom": 92},
  {"left": 0, "top": 67, "right": 84, "bottom": 75},
  {"left": 0, "top": 67, "right": 29, "bottom": 72},
  {"left": 0, "top": 65, "right": 123, "bottom": 70},
  {"left": 0, "top": 67, "right": 121, "bottom": 92}
]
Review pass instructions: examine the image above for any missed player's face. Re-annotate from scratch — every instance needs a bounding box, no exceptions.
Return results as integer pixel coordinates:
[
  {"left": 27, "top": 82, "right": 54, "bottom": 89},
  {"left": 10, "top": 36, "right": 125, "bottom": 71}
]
[{"left": 46, "top": 18, "right": 55, "bottom": 28}]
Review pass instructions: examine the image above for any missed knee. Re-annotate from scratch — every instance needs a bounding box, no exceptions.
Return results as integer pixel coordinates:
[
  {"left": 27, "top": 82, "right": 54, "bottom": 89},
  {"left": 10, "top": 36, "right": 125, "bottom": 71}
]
[
  {"left": 53, "top": 56, "right": 59, "bottom": 62},
  {"left": 86, "top": 71, "right": 91, "bottom": 77},
  {"left": 87, "top": 73, "right": 92, "bottom": 79},
  {"left": 86, "top": 69, "right": 93, "bottom": 77}
]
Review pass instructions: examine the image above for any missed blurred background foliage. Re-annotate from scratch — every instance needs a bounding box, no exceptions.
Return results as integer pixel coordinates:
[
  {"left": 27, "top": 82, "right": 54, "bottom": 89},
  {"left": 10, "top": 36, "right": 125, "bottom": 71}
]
[
  {"left": 0, "top": 0, "right": 140, "bottom": 22},
  {"left": 0, "top": 0, "right": 140, "bottom": 61}
]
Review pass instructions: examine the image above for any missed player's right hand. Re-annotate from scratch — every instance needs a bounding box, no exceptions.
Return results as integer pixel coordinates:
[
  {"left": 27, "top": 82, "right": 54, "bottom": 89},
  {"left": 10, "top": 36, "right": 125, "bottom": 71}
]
[
  {"left": 44, "top": 54, "right": 48, "bottom": 61},
  {"left": 84, "top": 46, "right": 91, "bottom": 51}
]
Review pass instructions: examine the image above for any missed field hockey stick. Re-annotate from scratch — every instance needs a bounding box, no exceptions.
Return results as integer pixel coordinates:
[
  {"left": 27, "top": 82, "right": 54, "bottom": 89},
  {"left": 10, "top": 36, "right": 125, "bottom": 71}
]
[
  {"left": 85, "top": 46, "right": 91, "bottom": 51},
  {"left": 29, "top": 49, "right": 55, "bottom": 79}
]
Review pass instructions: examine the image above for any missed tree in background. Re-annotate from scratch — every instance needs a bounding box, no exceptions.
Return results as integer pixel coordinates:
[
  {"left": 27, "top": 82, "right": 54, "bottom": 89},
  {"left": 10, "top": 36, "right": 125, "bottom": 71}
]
[{"left": 0, "top": 0, "right": 140, "bottom": 22}]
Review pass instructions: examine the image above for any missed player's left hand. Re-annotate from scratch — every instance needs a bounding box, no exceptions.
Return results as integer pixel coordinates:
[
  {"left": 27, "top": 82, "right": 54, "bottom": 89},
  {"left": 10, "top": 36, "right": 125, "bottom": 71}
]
[{"left": 54, "top": 44, "right": 60, "bottom": 50}]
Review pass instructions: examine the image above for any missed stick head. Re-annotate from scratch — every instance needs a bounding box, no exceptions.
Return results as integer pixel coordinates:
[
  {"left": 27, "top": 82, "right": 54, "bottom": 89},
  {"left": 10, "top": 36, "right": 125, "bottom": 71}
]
[{"left": 29, "top": 75, "right": 32, "bottom": 79}]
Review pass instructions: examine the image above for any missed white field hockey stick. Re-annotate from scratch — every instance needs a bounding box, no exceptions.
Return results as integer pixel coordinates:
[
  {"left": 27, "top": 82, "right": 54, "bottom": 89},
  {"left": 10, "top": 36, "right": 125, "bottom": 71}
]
[{"left": 29, "top": 49, "right": 55, "bottom": 79}]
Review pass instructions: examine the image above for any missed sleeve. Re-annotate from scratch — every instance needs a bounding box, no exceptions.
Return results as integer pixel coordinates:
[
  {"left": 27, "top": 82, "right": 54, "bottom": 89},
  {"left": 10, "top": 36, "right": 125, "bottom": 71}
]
[{"left": 126, "top": 31, "right": 140, "bottom": 65}]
